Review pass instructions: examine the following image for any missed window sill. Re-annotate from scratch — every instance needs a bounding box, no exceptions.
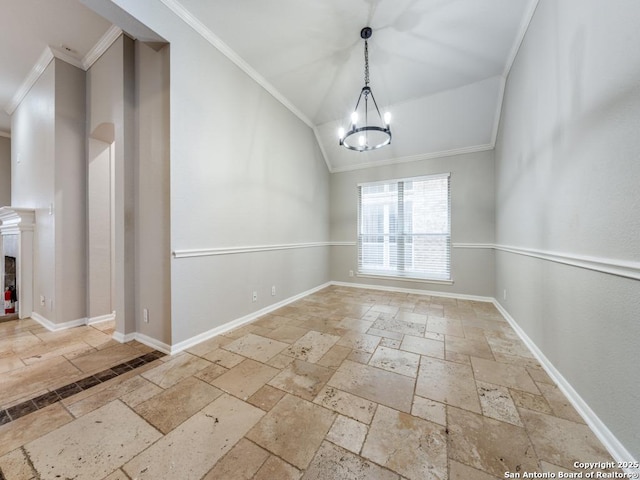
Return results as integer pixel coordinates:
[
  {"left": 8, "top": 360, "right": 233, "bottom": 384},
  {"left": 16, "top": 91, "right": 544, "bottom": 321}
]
[{"left": 357, "top": 272, "right": 454, "bottom": 286}]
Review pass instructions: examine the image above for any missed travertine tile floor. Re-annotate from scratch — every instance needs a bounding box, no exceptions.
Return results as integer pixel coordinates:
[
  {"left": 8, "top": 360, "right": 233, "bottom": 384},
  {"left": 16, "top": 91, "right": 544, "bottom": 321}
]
[{"left": 0, "top": 286, "right": 619, "bottom": 480}]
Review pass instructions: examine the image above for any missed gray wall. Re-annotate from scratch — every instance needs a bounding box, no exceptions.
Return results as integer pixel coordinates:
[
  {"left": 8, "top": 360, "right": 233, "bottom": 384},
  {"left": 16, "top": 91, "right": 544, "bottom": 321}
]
[
  {"left": 330, "top": 150, "right": 495, "bottom": 297},
  {"left": 135, "top": 41, "right": 171, "bottom": 345},
  {"left": 99, "top": 0, "right": 331, "bottom": 346},
  {"left": 495, "top": 0, "right": 640, "bottom": 459},
  {"left": 0, "top": 137, "right": 10, "bottom": 207},
  {"left": 11, "top": 59, "right": 86, "bottom": 325}
]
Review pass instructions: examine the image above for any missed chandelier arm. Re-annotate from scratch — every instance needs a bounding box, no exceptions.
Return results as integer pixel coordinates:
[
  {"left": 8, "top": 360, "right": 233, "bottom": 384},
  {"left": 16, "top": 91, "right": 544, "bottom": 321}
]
[{"left": 367, "top": 89, "right": 385, "bottom": 124}]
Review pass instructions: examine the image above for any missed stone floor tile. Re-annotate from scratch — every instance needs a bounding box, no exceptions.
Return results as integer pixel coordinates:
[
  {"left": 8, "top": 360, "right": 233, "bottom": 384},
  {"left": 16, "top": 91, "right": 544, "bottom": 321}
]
[
  {"left": 537, "top": 383, "right": 584, "bottom": 423},
  {"left": 0, "top": 403, "right": 73, "bottom": 457},
  {"left": 476, "top": 381, "right": 522, "bottom": 426},
  {"left": 371, "top": 317, "right": 425, "bottom": 337},
  {"left": 102, "top": 469, "right": 129, "bottom": 480},
  {"left": 380, "top": 338, "right": 401, "bottom": 349},
  {"left": 394, "top": 311, "right": 427, "bottom": 325},
  {"left": 361, "top": 405, "right": 447, "bottom": 480},
  {"left": 268, "top": 359, "right": 334, "bottom": 401},
  {"left": 326, "top": 415, "right": 368, "bottom": 454},
  {"left": 313, "top": 386, "right": 377, "bottom": 424},
  {"left": 247, "top": 394, "right": 335, "bottom": 469},
  {"left": 520, "top": 409, "right": 615, "bottom": 471},
  {"left": 254, "top": 456, "right": 302, "bottom": 480},
  {"left": 283, "top": 331, "right": 341, "bottom": 363},
  {"left": 449, "top": 460, "right": 502, "bottom": 480},
  {"left": 118, "top": 379, "right": 164, "bottom": 408},
  {"left": 337, "top": 331, "right": 381, "bottom": 353},
  {"left": 134, "top": 377, "right": 223, "bottom": 434},
  {"left": 317, "top": 345, "right": 351, "bottom": 368},
  {"left": 486, "top": 336, "right": 535, "bottom": 359},
  {"left": 185, "top": 335, "right": 232, "bottom": 357},
  {"left": 124, "top": 394, "right": 264, "bottom": 480},
  {"left": 416, "top": 357, "right": 481, "bottom": 413},
  {"left": 201, "top": 438, "right": 270, "bottom": 480},
  {"left": 25, "top": 400, "right": 162, "bottom": 480},
  {"left": 247, "top": 384, "right": 286, "bottom": 411},
  {"left": 368, "top": 346, "right": 420, "bottom": 377},
  {"left": 470, "top": 356, "right": 539, "bottom": 394},
  {"left": 527, "top": 366, "right": 554, "bottom": 384},
  {"left": 366, "top": 328, "right": 404, "bottom": 340},
  {"left": 223, "top": 333, "right": 289, "bottom": 363},
  {"left": 202, "top": 348, "right": 245, "bottom": 368},
  {"left": 0, "top": 447, "right": 36, "bottom": 480},
  {"left": 426, "top": 316, "right": 464, "bottom": 337},
  {"left": 328, "top": 360, "right": 414, "bottom": 413},
  {"left": 212, "top": 359, "right": 279, "bottom": 400},
  {"left": 69, "top": 343, "right": 141, "bottom": 374},
  {"left": 399, "top": 335, "right": 444, "bottom": 359},
  {"left": 0, "top": 356, "right": 25, "bottom": 374},
  {"left": 445, "top": 350, "right": 471, "bottom": 365},
  {"left": 347, "top": 350, "right": 372, "bottom": 364},
  {"left": 194, "top": 363, "right": 228, "bottom": 384},
  {"left": 509, "top": 388, "right": 553, "bottom": 415},
  {"left": 447, "top": 406, "right": 538, "bottom": 478},
  {"left": 411, "top": 396, "right": 446, "bottom": 426},
  {"left": 302, "top": 441, "right": 399, "bottom": 480},
  {"left": 337, "top": 317, "right": 374, "bottom": 333},
  {"left": 141, "top": 353, "right": 212, "bottom": 389},
  {"left": 445, "top": 336, "right": 494, "bottom": 360},
  {"left": 0, "top": 356, "right": 81, "bottom": 408},
  {"left": 65, "top": 375, "right": 150, "bottom": 418},
  {"left": 266, "top": 353, "right": 296, "bottom": 369},
  {"left": 262, "top": 324, "right": 309, "bottom": 343}
]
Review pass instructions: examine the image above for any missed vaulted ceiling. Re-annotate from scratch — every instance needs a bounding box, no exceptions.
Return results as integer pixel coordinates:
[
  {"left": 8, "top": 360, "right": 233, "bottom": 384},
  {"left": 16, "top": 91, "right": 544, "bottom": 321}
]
[{"left": 0, "top": 0, "right": 538, "bottom": 171}]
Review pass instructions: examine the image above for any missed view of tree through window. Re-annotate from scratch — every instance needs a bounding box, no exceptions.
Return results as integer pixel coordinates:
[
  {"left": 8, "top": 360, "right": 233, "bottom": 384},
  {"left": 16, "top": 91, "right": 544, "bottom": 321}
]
[{"left": 357, "top": 174, "right": 451, "bottom": 281}]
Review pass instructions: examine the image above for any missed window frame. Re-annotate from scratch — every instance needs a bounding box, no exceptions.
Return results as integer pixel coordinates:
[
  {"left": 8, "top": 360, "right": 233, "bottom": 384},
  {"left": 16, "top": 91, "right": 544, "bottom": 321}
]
[{"left": 356, "top": 173, "right": 452, "bottom": 284}]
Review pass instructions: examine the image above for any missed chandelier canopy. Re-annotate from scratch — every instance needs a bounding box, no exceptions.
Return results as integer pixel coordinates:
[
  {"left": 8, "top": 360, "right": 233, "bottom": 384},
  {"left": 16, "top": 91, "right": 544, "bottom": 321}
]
[{"left": 338, "top": 27, "right": 392, "bottom": 152}]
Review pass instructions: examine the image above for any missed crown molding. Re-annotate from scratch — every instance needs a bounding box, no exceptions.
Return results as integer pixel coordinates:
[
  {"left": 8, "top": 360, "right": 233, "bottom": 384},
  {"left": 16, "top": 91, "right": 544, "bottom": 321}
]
[
  {"left": 4, "top": 25, "right": 123, "bottom": 117},
  {"left": 330, "top": 144, "right": 494, "bottom": 174},
  {"left": 503, "top": 0, "right": 540, "bottom": 79},
  {"left": 158, "top": 0, "right": 314, "bottom": 130},
  {"left": 4, "top": 47, "right": 54, "bottom": 115},
  {"left": 82, "top": 25, "right": 123, "bottom": 70}
]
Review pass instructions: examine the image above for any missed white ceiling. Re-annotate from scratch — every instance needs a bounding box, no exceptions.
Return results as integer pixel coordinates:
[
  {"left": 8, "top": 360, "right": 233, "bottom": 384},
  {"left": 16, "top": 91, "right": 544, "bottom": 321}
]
[{"left": 1, "top": 0, "right": 537, "bottom": 171}]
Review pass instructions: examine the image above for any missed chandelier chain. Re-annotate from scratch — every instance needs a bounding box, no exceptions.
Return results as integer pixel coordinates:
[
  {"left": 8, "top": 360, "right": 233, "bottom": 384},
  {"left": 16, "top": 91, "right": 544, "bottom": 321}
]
[{"left": 364, "top": 40, "right": 369, "bottom": 86}]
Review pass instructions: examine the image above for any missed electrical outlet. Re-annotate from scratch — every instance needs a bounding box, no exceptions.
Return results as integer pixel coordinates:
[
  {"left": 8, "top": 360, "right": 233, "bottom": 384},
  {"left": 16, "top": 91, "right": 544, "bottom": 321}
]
[
  {"left": 271, "top": 285, "right": 276, "bottom": 296},
  {"left": 40, "top": 295, "right": 45, "bottom": 306},
  {"left": 143, "top": 308, "right": 149, "bottom": 323},
  {"left": 503, "top": 289, "right": 507, "bottom": 300},
  {"left": 349, "top": 270, "right": 354, "bottom": 277},
  {"left": 252, "top": 291, "right": 257, "bottom": 302}
]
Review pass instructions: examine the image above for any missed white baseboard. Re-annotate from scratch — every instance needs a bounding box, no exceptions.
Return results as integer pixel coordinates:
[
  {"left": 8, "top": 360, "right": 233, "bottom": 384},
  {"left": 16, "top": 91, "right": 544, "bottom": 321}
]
[
  {"left": 111, "top": 330, "right": 136, "bottom": 344},
  {"left": 31, "top": 312, "right": 88, "bottom": 331},
  {"left": 493, "top": 301, "right": 639, "bottom": 476},
  {"left": 168, "top": 282, "right": 332, "bottom": 355},
  {"left": 132, "top": 332, "right": 172, "bottom": 355},
  {"left": 87, "top": 313, "right": 115, "bottom": 325},
  {"left": 330, "top": 280, "right": 494, "bottom": 303}
]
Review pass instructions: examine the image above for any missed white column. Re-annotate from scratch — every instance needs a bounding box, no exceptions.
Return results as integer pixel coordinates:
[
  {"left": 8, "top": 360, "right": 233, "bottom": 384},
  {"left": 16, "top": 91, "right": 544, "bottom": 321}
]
[{"left": 0, "top": 207, "right": 35, "bottom": 319}]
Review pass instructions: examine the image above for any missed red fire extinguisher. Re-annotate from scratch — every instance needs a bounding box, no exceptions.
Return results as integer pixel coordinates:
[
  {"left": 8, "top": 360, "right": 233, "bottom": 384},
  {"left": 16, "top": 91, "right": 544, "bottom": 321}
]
[{"left": 4, "top": 287, "right": 14, "bottom": 314}]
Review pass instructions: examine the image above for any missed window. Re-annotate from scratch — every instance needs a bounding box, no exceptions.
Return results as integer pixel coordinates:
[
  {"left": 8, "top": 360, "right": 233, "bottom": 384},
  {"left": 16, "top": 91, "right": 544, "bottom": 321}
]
[{"left": 357, "top": 173, "right": 451, "bottom": 281}]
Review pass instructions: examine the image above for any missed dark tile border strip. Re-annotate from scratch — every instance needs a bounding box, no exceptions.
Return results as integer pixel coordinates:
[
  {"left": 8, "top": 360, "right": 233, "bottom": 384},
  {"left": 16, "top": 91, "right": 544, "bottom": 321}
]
[{"left": 0, "top": 350, "right": 165, "bottom": 426}]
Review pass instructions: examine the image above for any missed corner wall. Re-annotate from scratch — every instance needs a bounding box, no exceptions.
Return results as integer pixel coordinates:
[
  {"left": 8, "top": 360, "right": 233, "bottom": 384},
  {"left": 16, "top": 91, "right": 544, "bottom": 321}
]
[
  {"left": 494, "top": 0, "right": 640, "bottom": 460},
  {"left": 11, "top": 59, "right": 86, "bottom": 326},
  {"left": 98, "top": 0, "right": 331, "bottom": 347},
  {"left": 330, "top": 150, "right": 495, "bottom": 297}
]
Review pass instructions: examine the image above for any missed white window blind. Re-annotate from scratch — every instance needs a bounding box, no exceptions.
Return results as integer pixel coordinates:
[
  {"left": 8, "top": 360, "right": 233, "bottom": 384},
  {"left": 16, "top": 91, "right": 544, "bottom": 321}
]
[{"left": 357, "top": 173, "right": 451, "bottom": 281}]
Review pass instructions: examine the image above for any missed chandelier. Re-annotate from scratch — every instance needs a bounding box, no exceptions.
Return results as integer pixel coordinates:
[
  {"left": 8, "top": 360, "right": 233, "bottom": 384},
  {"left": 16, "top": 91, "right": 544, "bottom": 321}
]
[{"left": 338, "top": 27, "right": 392, "bottom": 152}]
